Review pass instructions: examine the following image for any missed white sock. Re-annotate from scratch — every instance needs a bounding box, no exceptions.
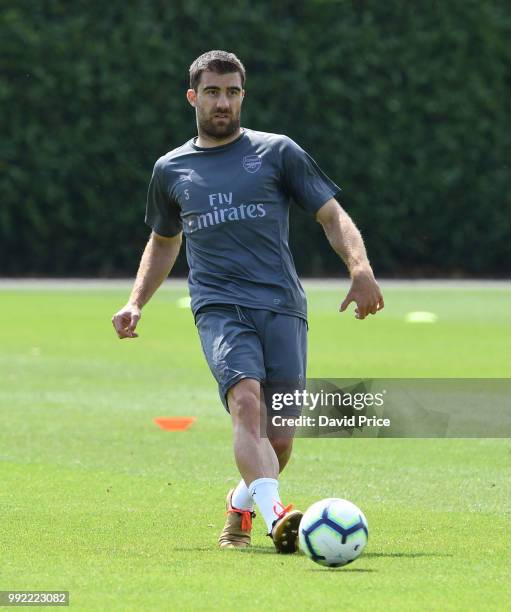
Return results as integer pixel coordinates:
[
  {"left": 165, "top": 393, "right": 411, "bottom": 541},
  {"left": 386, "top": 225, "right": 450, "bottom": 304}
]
[
  {"left": 248, "top": 477, "right": 282, "bottom": 533},
  {"left": 231, "top": 479, "right": 254, "bottom": 511}
]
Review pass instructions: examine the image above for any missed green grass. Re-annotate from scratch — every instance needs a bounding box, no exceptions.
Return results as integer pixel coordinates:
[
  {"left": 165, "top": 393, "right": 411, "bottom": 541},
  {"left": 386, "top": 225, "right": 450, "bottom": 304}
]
[{"left": 1, "top": 285, "right": 510, "bottom": 611}]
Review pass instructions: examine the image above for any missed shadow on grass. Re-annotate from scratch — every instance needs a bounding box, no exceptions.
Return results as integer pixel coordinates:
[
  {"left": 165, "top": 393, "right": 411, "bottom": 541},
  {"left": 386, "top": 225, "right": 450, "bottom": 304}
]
[
  {"left": 308, "top": 568, "right": 376, "bottom": 573},
  {"left": 363, "top": 552, "right": 453, "bottom": 559},
  {"left": 236, "top": 546, "right": 277, "bottom": 554},
  {"left": 173, "top": 546, "right": 292, "bottom": 554},
  {"left": 173, "top": 547, "right": 452, "bottom": 561}
]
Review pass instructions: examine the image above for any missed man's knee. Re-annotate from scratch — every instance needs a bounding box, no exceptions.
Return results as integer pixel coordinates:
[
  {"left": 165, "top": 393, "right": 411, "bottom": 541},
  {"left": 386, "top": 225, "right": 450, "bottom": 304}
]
[{"left": 228, "top": 378, "right": 263, "bottom": 430}]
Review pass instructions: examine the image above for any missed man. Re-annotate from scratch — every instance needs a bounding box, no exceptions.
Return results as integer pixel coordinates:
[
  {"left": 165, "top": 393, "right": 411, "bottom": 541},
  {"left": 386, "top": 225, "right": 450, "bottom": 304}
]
[{"left": 112, "top": 50, "right": 384, "bottom": 554}]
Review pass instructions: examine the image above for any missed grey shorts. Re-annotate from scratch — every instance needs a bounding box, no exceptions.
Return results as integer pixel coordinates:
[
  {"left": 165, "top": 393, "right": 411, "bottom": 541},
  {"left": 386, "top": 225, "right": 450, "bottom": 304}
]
[{"left": 195, "top": 304, "right": 307, "bottom": 416}]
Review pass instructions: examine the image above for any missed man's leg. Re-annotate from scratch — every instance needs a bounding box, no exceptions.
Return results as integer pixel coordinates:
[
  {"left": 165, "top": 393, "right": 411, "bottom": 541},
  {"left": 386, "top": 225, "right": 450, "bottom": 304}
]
[
  {"left": 228, "top": 378, "right": 279, "bottom": 485},
  {"left": 194, "top": 306, "right": 264, "bottom": 548},
  {"left": 194, "top": 305, "right": 301, "bottom": 551},
  {"left": 228, "top": 378, "right": 302, "bottom": 553},
  {"left": 218, "top": 376, "right": 268, "bottom": 549}
]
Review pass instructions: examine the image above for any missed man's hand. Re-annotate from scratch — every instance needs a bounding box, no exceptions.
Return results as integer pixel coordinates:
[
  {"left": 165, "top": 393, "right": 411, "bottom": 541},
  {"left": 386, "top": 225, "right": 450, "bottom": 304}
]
[
  {"left": 316, "top": 200, "right": 384, "bottom": 319},
  {"left": 110, "top": 231, "right": 182, "bottom": 340},
  {"left": 112, "top": 303, "right": 141, "bottom": 339},
  {"left": 340, "top": 268, "right": 384, "bottom": 320}
]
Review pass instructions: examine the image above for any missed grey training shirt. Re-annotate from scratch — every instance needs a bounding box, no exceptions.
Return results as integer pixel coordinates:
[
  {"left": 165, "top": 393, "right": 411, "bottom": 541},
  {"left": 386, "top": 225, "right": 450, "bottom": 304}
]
[{"left": 145, "top": 128, "right": 341, "bottom": 320}]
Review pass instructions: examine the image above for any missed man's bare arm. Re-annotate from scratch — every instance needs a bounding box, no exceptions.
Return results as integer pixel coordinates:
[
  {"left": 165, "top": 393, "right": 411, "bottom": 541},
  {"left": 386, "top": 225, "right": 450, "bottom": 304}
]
[
  {"left": 112, "top": 231, "right": 182, "bottom": 338},
  {"left": 316, "top": 198, "right": 384, "bottom": 319}
]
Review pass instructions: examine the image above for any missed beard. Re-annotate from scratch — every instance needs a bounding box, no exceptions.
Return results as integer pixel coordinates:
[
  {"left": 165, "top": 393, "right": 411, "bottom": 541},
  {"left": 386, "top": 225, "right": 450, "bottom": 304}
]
[{"left": 197, "top": 109, "right": 241, "bottom": 141}]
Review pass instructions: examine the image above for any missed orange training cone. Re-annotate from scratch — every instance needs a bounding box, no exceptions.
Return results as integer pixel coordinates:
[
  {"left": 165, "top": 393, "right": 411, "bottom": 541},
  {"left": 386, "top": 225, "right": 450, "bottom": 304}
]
[{"left": 154, "top": 417, "right": 196, "bottom": 431}]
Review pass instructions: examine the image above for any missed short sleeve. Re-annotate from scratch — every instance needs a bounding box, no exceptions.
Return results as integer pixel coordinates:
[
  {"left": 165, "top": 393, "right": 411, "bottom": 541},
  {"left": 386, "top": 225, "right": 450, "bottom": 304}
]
[
  {"left": 279, "top": 136, "right": 341, "bottom": 214},
  {"left": 144, "top": 161, "right": 182, "bottom": 237}
]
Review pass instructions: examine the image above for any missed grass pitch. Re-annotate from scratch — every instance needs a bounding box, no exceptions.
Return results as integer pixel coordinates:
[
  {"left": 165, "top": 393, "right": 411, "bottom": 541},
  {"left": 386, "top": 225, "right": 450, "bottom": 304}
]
[{"left": 1, "top": 283, "right": 510, "bottom": 611}]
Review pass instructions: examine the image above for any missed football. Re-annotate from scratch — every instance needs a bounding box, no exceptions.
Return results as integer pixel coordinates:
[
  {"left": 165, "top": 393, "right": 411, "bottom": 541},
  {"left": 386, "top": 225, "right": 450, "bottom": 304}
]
[{"left": 299, "top": 498, "right": 369, "bottom": 567}]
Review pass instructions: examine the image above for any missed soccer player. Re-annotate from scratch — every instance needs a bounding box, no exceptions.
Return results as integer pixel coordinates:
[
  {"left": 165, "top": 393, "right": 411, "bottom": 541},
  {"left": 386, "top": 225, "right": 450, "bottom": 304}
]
[{"left": 112, "top": 50, "right": 384, "bottom": 553}]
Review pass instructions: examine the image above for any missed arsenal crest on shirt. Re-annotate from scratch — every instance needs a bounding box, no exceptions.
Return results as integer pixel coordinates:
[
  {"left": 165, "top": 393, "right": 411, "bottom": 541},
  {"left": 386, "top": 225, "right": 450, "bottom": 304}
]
[{"left": 242, "top": 154, "right": 262, "bottom": 173}]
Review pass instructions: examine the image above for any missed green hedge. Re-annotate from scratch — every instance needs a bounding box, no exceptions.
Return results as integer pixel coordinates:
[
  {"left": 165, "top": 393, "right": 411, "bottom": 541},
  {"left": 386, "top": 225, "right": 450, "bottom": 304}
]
[{"left": 2, "top": 1, "right": 510, "bottom": 276}]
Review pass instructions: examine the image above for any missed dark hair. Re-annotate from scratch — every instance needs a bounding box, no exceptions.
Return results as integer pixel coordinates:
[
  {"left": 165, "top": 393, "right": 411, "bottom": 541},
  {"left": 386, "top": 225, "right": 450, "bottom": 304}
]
[{"left": 189, "top": 50, "right": 246, "bottom": 91}]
